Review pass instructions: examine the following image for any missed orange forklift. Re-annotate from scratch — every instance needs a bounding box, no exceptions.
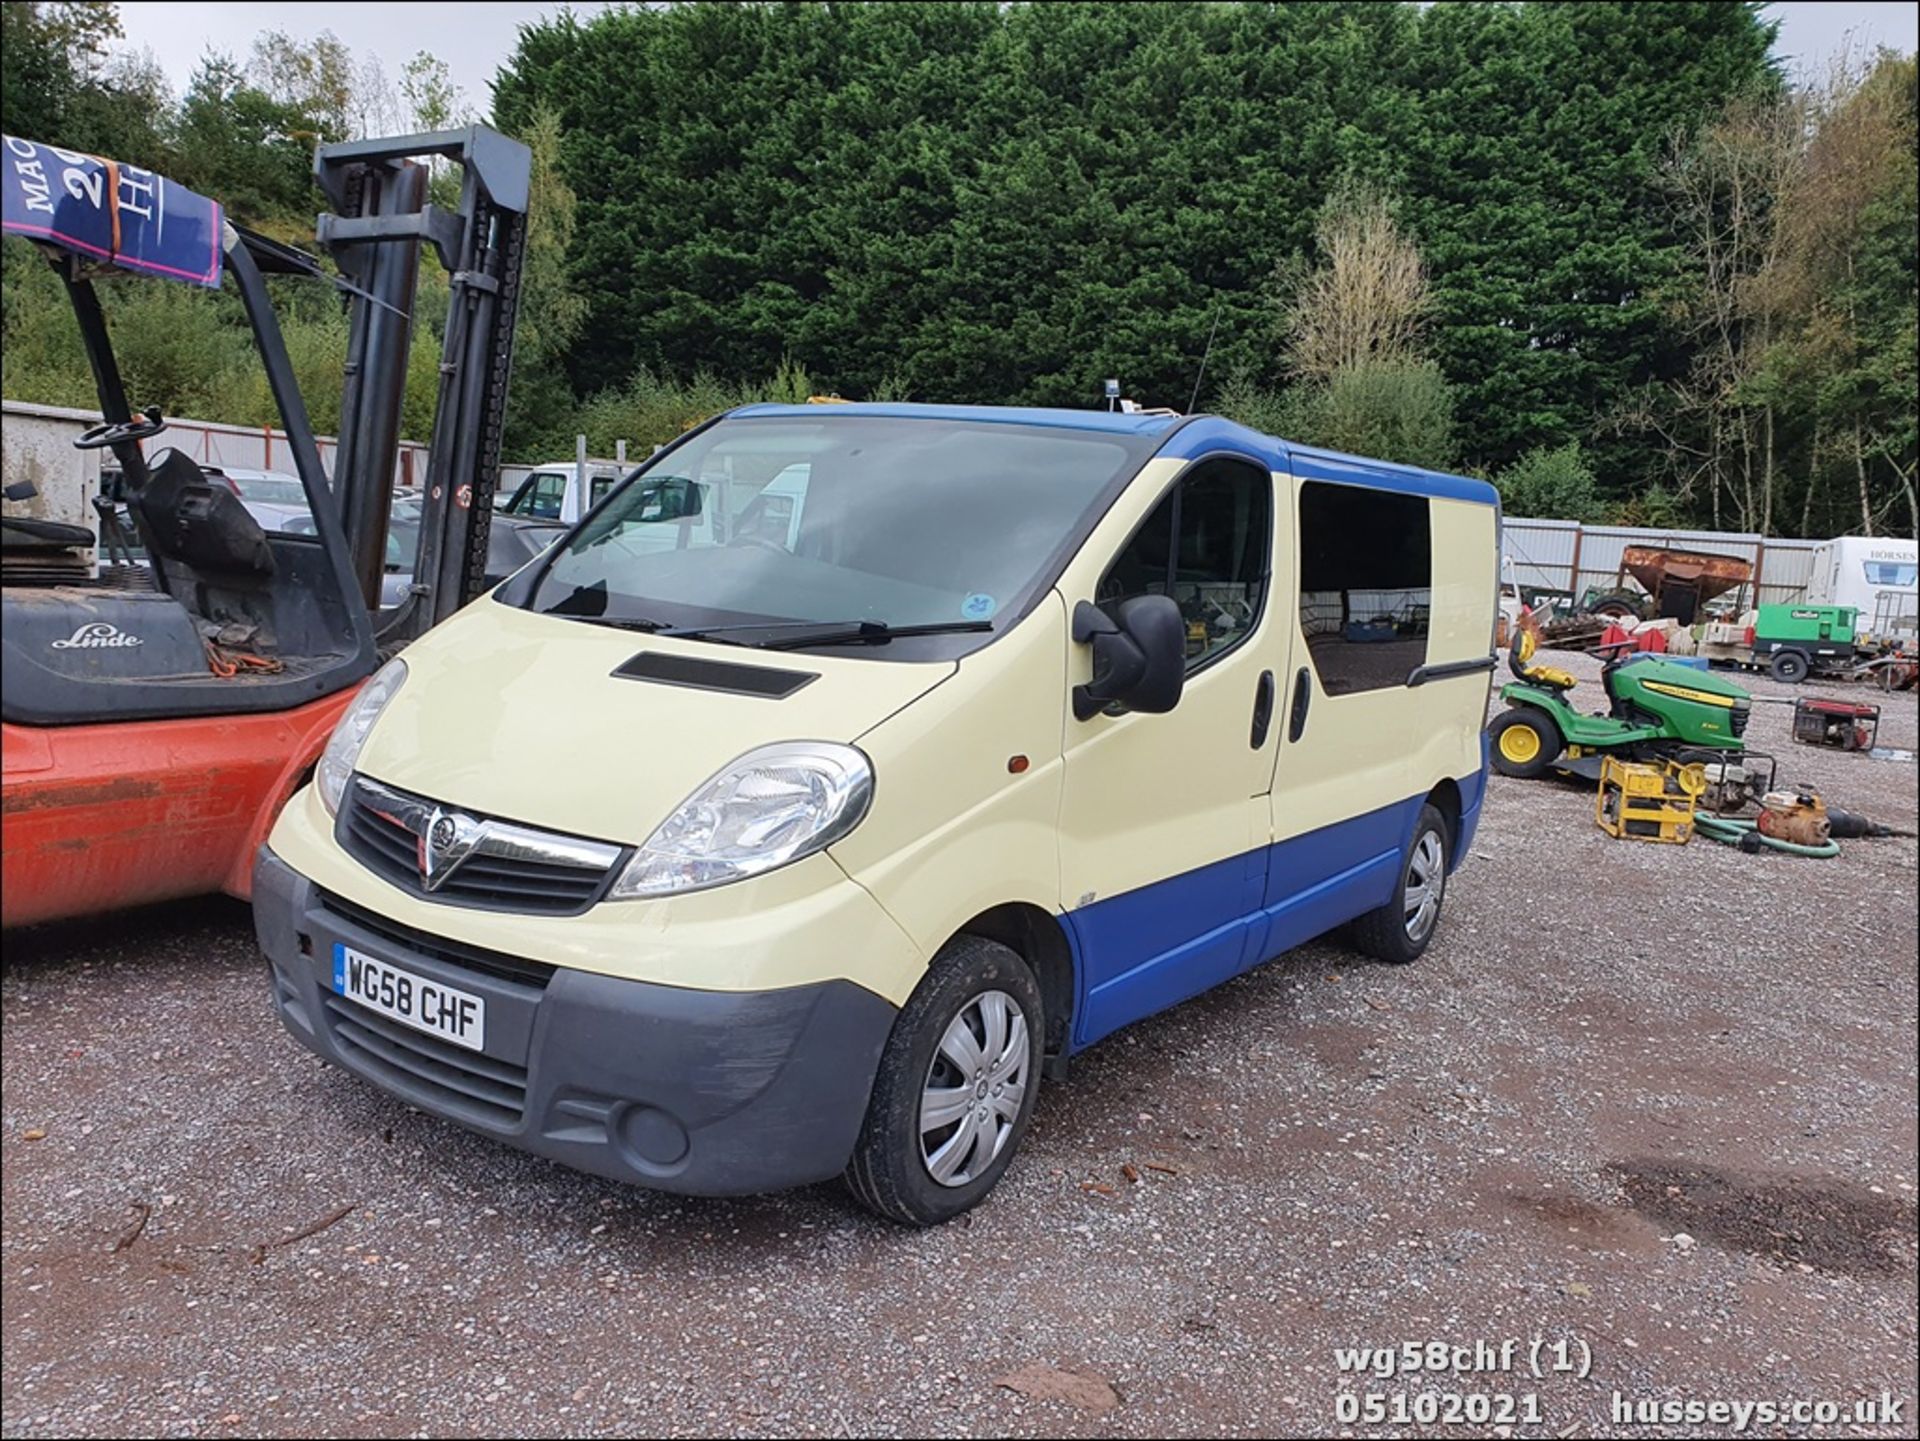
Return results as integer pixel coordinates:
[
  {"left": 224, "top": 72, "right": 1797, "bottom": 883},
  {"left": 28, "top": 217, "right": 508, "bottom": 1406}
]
[{"left": 2, "top": 127, "right": 536, "bottom": 928}]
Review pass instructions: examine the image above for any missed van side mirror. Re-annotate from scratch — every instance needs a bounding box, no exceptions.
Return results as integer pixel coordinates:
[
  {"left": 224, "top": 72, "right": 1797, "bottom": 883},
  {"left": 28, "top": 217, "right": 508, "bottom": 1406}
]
[{"left": 1072, "top": 597, "right": 1185, "bottom": 720}]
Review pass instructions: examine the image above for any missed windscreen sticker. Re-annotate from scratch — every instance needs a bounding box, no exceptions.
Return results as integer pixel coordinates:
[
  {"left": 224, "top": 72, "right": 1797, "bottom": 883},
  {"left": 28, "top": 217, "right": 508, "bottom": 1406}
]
[{"left": 961, "top": 592, "right": 997, "bottom": 621}]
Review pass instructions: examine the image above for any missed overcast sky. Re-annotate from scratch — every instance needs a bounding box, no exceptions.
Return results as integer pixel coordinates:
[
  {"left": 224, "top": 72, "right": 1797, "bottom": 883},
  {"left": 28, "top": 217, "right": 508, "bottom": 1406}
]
[{"left": 109, "top": 1, "right": 1920, "bottom": 121}]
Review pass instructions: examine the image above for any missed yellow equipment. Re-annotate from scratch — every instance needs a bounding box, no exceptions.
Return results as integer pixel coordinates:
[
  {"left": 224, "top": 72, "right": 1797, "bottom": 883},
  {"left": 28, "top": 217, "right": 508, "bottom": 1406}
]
[
  {"left": 1595, "top": 756, "right": 1707, "bottom": 844},
  {"left": 1513, "top": 628, "right": 1577, "bottom": 691}
]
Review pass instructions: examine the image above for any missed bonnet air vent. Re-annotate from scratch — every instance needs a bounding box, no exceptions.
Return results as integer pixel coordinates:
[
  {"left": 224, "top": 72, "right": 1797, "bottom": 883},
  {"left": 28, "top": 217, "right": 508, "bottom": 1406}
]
[{"left": 611, "top": 650, "right": 819, "bottom": 699}]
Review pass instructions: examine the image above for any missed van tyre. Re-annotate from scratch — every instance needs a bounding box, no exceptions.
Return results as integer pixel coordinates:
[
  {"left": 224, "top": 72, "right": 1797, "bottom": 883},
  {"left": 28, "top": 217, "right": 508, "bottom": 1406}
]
[
  {"left": 1488, "top": 707, "right": 1563, "bottom": 778},
  {"left": 1348, "top": 804, "right": 1450, "bottom": 966},
  {"left": 1768, "top": 649, "right": 1810, "bottom": 684},
  {"left": 844, "top": 935, "right": 1043, "bottom": 1226}
]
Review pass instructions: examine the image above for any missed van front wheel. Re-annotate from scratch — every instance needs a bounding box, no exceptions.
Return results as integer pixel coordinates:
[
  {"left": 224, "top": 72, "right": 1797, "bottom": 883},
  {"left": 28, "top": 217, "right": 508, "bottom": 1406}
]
[
  {"left": 844, "top": 935, "right": 1043, "bottom": 1226},
  {"left": 1347, "top": 804, "right": 1450, "bottom": 965}
]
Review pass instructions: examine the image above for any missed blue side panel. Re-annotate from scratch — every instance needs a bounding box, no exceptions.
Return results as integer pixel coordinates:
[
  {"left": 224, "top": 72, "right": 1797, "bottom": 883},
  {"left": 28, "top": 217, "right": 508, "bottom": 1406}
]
[
  {"left": 1453, "top": 737, "right": 1490, "bottom": 868},
  {"left": 1250, "top": 795, "right": 1423, "bottom": 964},
  {"left": 1065, "top": 791, "right": 1439, "bottom": 1052},
  {"left": 1065, "top": 848, "right": 1263, "bottom": 1050}
]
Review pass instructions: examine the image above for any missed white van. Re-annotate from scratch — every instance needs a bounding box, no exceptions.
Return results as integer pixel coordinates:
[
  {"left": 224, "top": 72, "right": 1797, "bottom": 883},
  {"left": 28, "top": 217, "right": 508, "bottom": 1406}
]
[
  {"left": 253, "top": 403, "right": 1499, "bottom": 1225},
  {"left": 495, "top": 460, "right": 626, "bottom": 524}
]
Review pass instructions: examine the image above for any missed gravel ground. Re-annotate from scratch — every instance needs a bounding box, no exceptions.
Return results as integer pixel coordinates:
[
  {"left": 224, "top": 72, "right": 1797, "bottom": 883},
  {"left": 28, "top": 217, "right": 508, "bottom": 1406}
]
[{"left": 4, "top": 656, "right": 1915, "bottom": 1438}]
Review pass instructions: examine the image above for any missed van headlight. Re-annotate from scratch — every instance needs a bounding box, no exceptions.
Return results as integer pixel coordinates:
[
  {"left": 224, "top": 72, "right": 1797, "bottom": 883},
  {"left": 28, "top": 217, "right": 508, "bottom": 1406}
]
[
  {"left": 316, "top": 658, "right": 408, "bottom": 816},
  {"left": 609, "top": 741, "right": 873, "bottom": 898}
]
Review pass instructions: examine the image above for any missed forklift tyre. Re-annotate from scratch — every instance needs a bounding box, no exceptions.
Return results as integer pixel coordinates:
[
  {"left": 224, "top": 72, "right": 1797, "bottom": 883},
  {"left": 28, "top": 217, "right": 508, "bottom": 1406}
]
[
  {"left": 1768, "top": 650, "right": 1810, "bottom": 684},
  {"left": 1488, "top": 708, "right": 1564, "bottom": 779}
]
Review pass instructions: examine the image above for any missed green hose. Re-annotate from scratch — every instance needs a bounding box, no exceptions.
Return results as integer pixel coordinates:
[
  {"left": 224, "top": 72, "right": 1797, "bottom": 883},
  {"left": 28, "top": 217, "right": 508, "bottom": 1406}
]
[{"left": 1695, "top": 813, "right": 1841, "bottom": 858}]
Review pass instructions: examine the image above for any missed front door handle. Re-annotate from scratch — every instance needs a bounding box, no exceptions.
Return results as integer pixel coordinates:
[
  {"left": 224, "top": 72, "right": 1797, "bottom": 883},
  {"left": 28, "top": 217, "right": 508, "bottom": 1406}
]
[
  {"left": 1250, "top": 669, "right": 1275, "bottom": 748},
  {"left": 1287, "top": 667, "right": 1312, "bottom": 742}
]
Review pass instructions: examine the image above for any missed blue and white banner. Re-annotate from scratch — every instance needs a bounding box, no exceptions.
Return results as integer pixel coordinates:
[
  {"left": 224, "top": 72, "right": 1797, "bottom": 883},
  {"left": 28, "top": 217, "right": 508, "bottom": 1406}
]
[{"left": 2, "top": 134, "right": 223, "bottom": 288}]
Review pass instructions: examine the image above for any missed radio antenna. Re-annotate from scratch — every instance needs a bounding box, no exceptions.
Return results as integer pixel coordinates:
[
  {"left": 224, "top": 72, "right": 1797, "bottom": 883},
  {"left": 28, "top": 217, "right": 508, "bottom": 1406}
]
[{"left": 1187, "top": 306, "right": 1222, "bottom": 414}]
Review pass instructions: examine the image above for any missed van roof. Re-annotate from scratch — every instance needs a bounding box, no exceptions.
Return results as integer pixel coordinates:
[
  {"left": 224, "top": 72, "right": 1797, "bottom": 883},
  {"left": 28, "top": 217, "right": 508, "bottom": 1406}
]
[
  {"left": 729, "top": 401, "right": 1185, "bottom": 436},
  {"left": 725, "top": 402, "right": 1497, "bottom": 506}
]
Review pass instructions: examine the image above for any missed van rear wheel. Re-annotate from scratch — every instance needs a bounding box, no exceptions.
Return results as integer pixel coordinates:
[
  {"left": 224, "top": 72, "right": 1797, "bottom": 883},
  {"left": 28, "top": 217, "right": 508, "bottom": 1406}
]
[
  {"left": 1488, "top": 707, "right": 1563, "bottom": 778},
  {"left": 844, "top": 935, "right": 1042, "bottom": 1226},
  {"left": 1348, "top": 804, "right": 1450, "bottom": 965}
]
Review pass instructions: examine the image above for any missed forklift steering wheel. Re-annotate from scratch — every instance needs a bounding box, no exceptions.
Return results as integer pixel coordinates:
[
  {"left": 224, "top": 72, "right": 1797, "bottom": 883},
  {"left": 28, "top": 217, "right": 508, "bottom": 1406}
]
[{"left": 74, "top": 407, "right": 166, "bottom": 451}]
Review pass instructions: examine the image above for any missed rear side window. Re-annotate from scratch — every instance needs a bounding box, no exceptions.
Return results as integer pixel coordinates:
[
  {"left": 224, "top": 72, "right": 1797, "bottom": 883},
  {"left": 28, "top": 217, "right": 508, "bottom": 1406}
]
[
  {"left": 1298, "top": 481, "right": 1431, "bottom": 695},
  {"left": 1864, "top": 561, "right": 1917, "bottom": 587},
  {"left": 1097, "top": 458, "right": 1270, "bottom": 672}
]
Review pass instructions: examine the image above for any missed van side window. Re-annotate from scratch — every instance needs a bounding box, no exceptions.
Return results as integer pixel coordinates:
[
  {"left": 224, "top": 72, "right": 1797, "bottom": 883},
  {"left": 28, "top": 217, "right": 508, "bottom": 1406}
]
[
  {"left": 1298, "top": 481, "right": 1432, "bottom": 696},
  {"left": 1097, "top": 459, "right": 1270, "bottom": 671}
]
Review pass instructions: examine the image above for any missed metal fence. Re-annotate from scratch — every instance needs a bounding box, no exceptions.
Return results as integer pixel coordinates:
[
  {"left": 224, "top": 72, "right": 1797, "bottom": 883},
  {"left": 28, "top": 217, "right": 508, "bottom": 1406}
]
[
  {"left": 3, "top": 399, "right": 637, "bottom": 525},
  {"left": 0, "top": 397, "right": 1841, "bottom": 612},
  {"left": 2, "top": 401, "right": 432, "bottom": 502},
  {"left": 1501, "top": 517, "right": 1819, "bottom": 612}
]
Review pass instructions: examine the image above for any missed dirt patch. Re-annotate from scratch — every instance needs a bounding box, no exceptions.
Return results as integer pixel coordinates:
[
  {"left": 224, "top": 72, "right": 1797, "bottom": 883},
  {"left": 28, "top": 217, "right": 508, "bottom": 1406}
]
[
  {"left": 1611, "top": 1159, "right": 1918, "bottom": 1276},
  {"left": 994, "top": 1362, "right": 1120, "bottom": 1414},
  {"left": 1504, "top": 1188, "right": 1656, "bottom": 1248}
]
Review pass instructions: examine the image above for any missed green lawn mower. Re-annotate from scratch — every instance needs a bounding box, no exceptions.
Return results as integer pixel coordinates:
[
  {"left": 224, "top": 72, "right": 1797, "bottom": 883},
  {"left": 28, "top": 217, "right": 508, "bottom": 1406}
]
[{"left": 1488, "top": 630, "right": 1775, "bottom": 803}]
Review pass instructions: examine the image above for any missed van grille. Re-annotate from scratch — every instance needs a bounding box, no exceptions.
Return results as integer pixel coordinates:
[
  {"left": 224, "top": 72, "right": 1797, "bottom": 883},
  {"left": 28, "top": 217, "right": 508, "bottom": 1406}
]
[
  {"left": 316, "top": 889, "right": 556, "bottom": 992},
  {"left": 338, "top": 776, "right": 625, "bottom": 915},
  {"left": 322, "top": 996, "right": 529, "bottom": 1126}
]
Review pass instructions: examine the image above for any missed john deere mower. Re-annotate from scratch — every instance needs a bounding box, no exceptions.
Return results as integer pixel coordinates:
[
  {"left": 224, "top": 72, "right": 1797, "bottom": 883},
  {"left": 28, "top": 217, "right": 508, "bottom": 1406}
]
[{"left": 1488, "top": 630, "right": 1774, "bottom": 803}]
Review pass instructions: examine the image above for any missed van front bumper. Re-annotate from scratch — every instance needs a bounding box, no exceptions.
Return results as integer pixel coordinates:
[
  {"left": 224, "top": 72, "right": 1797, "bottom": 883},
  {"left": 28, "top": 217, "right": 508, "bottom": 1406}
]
[{"left": 253, "top": 849, "right": 897, "bottom": 1195}]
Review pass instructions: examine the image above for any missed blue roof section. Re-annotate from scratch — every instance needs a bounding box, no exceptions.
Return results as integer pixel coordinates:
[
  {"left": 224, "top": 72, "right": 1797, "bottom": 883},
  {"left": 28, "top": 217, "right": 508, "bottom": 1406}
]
[
  {"left": 727, "top": 401, "right": 1186, "bottom": 436},
  {"left": 1158, "top": 414, "right": 1498, "bottom": 506},
  {"left": 1283, "top": 439, "right": 1498, "bottom": 506},
  {"left": 724, "top": 402, "right": 1498, "bottom": 505}
]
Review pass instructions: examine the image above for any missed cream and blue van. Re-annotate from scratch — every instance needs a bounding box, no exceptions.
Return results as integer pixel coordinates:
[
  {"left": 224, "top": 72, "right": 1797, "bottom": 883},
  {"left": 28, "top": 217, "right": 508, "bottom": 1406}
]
[{"left": 254, "top": 403, "right": 1498, "bottom": 1225}]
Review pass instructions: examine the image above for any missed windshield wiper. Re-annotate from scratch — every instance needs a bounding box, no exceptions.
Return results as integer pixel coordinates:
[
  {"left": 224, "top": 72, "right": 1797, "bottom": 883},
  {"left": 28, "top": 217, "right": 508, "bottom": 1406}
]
[
  {"left": 558, "top": 615, "right": 992, "bottom": 649},
  {"left": 752, "top": 620, "right": 993, "bottom": 651},
  {"left": 566, "top": 615, "right": 664, "bottom": 631},
  {"left": 568, "top": 614, "right": 747, "bottom": 640}
]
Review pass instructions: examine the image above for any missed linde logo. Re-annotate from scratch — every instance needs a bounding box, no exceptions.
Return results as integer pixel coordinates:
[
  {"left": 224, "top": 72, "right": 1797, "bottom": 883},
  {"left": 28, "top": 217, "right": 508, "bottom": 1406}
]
[{"left": 50, "top": 622, "right": 143, "bottom": 650}]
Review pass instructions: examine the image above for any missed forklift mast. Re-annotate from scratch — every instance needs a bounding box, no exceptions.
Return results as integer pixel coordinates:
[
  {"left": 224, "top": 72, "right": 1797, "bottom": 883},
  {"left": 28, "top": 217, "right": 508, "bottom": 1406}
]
[{"left": 314, "top": 126, "right": 531, "bottom": 642}]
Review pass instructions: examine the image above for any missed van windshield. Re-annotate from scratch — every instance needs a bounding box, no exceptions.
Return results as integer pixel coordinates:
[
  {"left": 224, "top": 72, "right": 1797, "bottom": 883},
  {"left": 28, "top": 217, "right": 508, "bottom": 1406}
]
[{"left": 522, "top": 415, "right": 1158, "bottom": 658}]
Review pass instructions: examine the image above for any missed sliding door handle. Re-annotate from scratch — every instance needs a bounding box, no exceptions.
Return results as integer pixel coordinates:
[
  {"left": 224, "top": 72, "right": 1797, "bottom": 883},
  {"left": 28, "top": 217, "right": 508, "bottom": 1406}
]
[
  {"left": 1287, "top": 667, "right": 1312, "bottom": 742},
  {"left": 1250, "top": 669, "right": 1275, "bottom": 748}
]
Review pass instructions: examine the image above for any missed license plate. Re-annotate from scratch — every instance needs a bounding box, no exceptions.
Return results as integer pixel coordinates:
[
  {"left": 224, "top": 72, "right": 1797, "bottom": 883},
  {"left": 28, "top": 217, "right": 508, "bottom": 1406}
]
[{"left": 332, "top": 943, "right": 485, "bottom": 1052}]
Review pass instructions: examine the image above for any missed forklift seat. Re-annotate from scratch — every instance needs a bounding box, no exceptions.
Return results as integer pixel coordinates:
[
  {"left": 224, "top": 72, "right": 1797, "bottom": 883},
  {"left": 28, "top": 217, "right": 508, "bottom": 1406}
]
[
  {"left": 2, "top": 515, "right": 96, "bottom": 548},
  {"left": 1509, "top": 628, "right": 1576, "bottom": 690},
  {"left": 134, "top": 448, "right": 274, "bottom": 577}
]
